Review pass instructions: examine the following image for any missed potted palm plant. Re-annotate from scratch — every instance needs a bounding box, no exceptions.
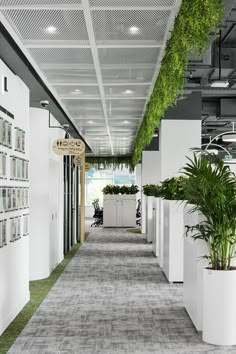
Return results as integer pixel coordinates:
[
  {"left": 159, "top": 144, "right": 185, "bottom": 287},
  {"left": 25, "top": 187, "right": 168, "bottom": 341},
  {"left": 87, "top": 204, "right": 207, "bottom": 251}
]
[{"left": 183, "top": 153, "right": 236, "bottom": 345}]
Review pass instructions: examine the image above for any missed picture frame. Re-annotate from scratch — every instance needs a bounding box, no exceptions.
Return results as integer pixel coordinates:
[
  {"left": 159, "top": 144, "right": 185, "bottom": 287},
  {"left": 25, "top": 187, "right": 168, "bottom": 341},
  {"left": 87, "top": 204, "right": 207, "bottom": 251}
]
[
  {"left": 17, "top": 216, "right": 21, "bottom": 239},
  {"left": 7, "top": 187, "right": 11, "bottom": 211},
  {"left": 10, "top": 217, "right": 16, "bottom": 242},
  {"left": 2, "top": 188, "right": 6, "bottom": 211},
  {"left": 23, "top": 214, "right": 29, "bottom": 236},
  {"left": 22, "top": 131, "right": 25, "bottom": 152},
  {"left": 7, "top": 122, "right": 12, "bottom": 148},
  {"left": 2, "top": 219, "right": 6, "bottom": 245},
  {"left": 2, "top": 120, "right": 7, "bottom": 146}
]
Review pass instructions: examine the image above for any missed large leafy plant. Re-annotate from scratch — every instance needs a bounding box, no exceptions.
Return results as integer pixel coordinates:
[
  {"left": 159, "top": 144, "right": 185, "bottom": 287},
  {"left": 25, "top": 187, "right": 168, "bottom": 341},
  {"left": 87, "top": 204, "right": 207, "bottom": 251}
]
[
  {"left": 160, "top": 176, "right": 187, "bottom": 200},
  {"left": 131, "top": 0, "right": 224, "bottom": 167},
  {"left": 183, "top": 153, "right": 236, "bottom": 270}
]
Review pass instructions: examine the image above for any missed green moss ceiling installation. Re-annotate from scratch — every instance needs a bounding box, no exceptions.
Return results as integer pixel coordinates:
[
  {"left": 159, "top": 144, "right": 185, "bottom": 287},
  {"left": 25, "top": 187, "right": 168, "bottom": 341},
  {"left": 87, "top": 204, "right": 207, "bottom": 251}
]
[{"left": 131, "top": 0, "right": 224, "bottom": 167}]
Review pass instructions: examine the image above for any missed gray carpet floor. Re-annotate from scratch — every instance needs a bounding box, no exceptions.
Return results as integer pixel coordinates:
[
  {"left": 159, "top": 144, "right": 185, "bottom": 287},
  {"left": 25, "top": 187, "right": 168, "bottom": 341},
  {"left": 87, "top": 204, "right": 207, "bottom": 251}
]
[{"left": 8, "top": 228, "right": 236, "bottom": 354}]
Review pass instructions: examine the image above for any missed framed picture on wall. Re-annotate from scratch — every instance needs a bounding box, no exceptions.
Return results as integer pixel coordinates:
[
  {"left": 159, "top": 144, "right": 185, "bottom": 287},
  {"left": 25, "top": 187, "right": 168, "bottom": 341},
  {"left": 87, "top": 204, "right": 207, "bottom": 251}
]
[
  {"left": 2, "top": 188, "right": 6, "bottom": 211},
  {"left": 7, "top": 123, "right": 12, "bottom": 148},
  {"left": 0, "top": 153, "right": 6, "bottom": 178},
  {"left": 16, "top": 158, "right": 21, "bottom": 179},
  {"left": 22, "top": 131, "right": 25, "bottom": 152},
  {"left": 10, "top": 217, "right": 16, "bottom": 242},
  {"left": 17, "top": 217, "right": 21, "bottom": 239},
  {"left": 7, "top": 188, "right": 11, "bottom": 211},
  {"left": 17, "top": 188, "right": 21, "bottom": 208},
  {"left": 20, "top": 188, "right": 24, "bottom": 209},
  {"left": 12, "top": 188, "right": 16, "bottom": 210},
  {"left": 2, "top": 219, "right": 7, "bottom": 245},
  {"left": 0, "top": 118, "right": 3, "bottom": 145},
  {"left": 2, "top": 120, "right": 7, "bottom": 146},
  {"left": 23, "top": 214, "right": 29, "bottom": 236}
]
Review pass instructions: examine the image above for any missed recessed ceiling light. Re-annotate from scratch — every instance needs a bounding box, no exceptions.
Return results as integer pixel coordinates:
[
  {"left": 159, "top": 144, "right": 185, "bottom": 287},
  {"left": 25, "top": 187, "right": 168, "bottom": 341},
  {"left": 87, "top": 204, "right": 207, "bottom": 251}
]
[
  {"left": 129, "top": 26, "right": 140, "bottom": 35},
  {"left": 72, "top": 89, "right": 81, "bottom": 94},
  {"left": 87, "top": 120, "right": 94, "bottom": 124},
  {"left": 46, "top": 26, "right": 57, "bottom": 34},
  {"left": 123, "top": 90, "right": 134, "bottom": 94},
  {"left": 123, "top": 120, "right": 129, "bottom": 124},
  {"left": 122, "top": 137, "right": 128, "bottom": 140},
  {"left": 210, "top": 80, "right": 229, "bottom": 88}
]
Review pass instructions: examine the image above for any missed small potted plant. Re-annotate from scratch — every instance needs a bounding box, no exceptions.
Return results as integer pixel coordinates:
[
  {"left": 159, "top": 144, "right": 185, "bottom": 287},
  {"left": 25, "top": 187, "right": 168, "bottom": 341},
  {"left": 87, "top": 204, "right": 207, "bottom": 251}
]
[{"left": 183, "top": 153, "right": 236, "bottom": 345}]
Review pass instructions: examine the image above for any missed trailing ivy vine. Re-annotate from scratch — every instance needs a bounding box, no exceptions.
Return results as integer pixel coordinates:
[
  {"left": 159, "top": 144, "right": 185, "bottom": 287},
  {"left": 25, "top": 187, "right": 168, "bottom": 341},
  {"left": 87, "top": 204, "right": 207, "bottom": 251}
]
[{"left": 131, "top": 0, "right": 224, "bottom": 167}]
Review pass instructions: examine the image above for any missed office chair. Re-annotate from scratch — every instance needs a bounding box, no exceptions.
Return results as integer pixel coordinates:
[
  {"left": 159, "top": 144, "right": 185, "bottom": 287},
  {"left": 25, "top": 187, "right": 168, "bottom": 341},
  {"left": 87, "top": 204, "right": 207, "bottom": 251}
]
[
  {"left": 91, "top": 198, "right": 103, "bottom": 227},
  {"left": 136, "top": 199, "right": 141, "bottom": 226}
]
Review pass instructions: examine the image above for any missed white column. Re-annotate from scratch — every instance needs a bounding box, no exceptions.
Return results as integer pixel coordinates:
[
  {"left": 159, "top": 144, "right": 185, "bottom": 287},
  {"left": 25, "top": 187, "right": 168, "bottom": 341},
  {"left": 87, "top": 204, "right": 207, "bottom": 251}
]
[
  {"left": 159, "top": 119, "right": 201, "bottom": 269},
  {"left": 141, "top": 151, "right": 161, "bottom": 233},
  {"left": 29, "top": 108, "right": 64, "bottom": 280},
  {"left": 135, "top": 163, "right": 141, "bottom": 201},
  {"left": 160, "top": 119, "right": 201, "bottom": 180}
]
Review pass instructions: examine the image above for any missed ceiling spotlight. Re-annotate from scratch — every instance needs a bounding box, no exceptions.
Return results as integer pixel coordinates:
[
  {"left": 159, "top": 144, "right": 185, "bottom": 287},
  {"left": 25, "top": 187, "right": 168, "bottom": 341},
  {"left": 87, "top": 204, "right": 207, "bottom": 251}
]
[
  {"left": 123, "top": 90, "right": 134, "bottom": 94},
  {"left": 123, "top": 120, "right": 129, "bottom": 124},
  {"left": 87, "top": 120, "right": 94, "bottom": 124},
  {"left": 210, "top": 80, "right": 229, "bottom": 88},
  {"left": 129, "top": 26, "right": 140, "bottom": 35},
  {"left": 222, "top": 134, "right": 236, "bottom": 142},
  {"left": 46, "top": 26, "right": 57, "bottom": 34}
]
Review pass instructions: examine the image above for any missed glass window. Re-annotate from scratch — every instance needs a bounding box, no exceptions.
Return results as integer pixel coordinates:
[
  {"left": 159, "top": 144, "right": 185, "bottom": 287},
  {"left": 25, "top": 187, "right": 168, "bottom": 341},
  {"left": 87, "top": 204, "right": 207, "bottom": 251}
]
[{"left": 85, "top": 165, "right": 135, "bottom": 206}]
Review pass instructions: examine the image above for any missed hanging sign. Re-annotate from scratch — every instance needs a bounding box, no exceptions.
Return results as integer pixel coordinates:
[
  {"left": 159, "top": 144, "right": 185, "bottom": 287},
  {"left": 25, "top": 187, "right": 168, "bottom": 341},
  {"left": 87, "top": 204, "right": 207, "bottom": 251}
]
[
  {"left": 85, "top": 163, "right": 91, "bottom": 172},
  {"left": 74, "top": 155, "right": 83, "bottom": 166},
  {"left": 52, "top": 139, "right": 85, "bottom": 156}
]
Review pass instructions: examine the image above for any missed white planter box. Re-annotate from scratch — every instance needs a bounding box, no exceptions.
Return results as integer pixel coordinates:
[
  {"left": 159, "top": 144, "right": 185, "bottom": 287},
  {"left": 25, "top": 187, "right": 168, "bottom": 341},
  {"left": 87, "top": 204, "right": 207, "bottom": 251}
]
[
  {"left": 203, "top": 268, "right": 236, "bottom": 346},
  {"left": 103, "top": 194, "right": 136, "bottom": 227},
  {"left": 146, "top": 196, "right": 153, "bottom": 243},
  {"left": 141, "top": 194, "right": 146, "bottom": 234},
  {"left": 163, "top": 200, "right": 185, "bottom": 282},
  {"left": 183, "top": 205, "right": 208, "bottom": 331},
  {"left": 152, "top": 198, "right": 164, "bottom": 268}
]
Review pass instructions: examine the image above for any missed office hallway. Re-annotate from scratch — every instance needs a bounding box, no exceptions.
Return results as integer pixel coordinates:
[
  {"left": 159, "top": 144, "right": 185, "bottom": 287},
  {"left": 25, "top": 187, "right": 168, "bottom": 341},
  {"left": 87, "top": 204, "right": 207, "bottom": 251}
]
[{"left": 8, "top": 228, "right": 236, "bottom": 354}]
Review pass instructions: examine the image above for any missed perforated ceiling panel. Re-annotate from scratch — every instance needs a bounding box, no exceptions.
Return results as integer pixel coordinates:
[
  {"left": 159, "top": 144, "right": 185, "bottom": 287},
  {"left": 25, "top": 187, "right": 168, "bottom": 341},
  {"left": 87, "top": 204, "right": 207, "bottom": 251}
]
[
  {"left": 0, "top": 0, "right": 181, "bottom": 156},
  {"left": 2, "top": 9, "right": 88, "bottom": 42},
  {"left": 92, "top": 10, "right": 170, "bottom": 43},
  {"left": 89, "top": 0, "right": 176, "bottom": 7}
]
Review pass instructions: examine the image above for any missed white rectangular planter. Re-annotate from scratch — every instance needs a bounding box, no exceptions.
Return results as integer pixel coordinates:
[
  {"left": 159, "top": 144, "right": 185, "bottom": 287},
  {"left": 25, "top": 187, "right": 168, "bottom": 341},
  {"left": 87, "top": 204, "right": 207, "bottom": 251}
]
[
  {"left": 183, "top": 205, "right": 208, "bottom": 331},
  {"left": 146, "top": 196, "right": 153, "bottom": 243},
  {"left": 103, "top": 194, "right": 136, "bottom": 227},
  {"left": 203, "top": 269, "right": 236, "bottom": 346},
  {"left": 163, "top": 200, "right": 185, "bottom": 282},
  {"left": 152, "top": 197, "right": 164, "bottom": 268}
]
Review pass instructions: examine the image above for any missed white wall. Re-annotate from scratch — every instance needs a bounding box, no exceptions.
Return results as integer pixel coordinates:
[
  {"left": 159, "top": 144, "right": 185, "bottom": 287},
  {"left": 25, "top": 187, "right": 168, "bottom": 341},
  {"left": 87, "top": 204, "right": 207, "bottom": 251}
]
[
  {"left": 29, "top": 108, "right": 64, "bottom": 280},
  {"left": 135, "top": 163, "right": 142, "bottom": 201},
  {"left": 0, "top": 59, "right": 30, "bottom": 335},
  {"left": 160, "top": 120, "right": 202, "bottom": 179},
  {"left": 141, "top": 151, "right": 161, "bottom": 233}
]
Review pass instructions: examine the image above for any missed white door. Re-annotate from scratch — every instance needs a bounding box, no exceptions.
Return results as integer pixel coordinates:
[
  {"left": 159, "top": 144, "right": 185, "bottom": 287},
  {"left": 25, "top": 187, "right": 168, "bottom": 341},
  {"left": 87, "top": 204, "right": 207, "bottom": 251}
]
[{"left": 49, "top": 159, "right": 59, "bottom": 271}]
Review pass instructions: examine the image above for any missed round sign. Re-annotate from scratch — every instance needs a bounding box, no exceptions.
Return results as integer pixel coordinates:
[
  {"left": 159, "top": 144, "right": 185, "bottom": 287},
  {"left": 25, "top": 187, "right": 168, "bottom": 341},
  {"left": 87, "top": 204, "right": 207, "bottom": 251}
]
[{"left": 52, "top": 138, "right": 85, "bottom": 156}]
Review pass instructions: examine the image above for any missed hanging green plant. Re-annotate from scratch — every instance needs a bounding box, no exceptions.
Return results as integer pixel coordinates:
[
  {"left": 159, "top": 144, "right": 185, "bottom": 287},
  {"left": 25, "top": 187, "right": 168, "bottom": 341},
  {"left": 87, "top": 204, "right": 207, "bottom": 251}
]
[
  {"left": 131, "top": 0, "right": 224, "bottom": 167},
  {"left": 86, "top": 156, "right": 132, "bottom": 170}
]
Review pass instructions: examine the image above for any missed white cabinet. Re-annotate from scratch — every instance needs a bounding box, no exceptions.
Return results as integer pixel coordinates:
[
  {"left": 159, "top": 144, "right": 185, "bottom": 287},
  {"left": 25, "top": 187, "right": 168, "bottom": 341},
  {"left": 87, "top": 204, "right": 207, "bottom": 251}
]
[
  {"left": 146, "top": 196, "right": 153, "bottom": 243},
  {"left": 103, "top": 195, "right": 136, "bottom": 227},
  {"left": 183, "top": 206, "right": 208, "bottom": 331},
  {"left": 163, "top": 200, "right": 185, "bottom": 282}
]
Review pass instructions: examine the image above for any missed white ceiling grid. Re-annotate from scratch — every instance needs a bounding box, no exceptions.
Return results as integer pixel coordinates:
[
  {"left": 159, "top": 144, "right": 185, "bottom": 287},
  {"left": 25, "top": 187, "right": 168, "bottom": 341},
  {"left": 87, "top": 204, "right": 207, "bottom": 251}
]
[{"left": 0, "top": 0, "right": 182, "bottom": 156}]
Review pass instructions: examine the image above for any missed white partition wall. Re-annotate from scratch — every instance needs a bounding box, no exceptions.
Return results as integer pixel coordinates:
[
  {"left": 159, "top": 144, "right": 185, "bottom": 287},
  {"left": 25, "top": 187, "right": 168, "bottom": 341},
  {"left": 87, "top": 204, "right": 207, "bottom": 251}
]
[
  {"left": 29, "top": 108, "right": 64, "bottom": 281},
  {"left": 159, "top": 119, "right": 201, "bottom": 269},
  {"left": 0, "top": 59, "right": 30, "bottom": 335},
  {"left": 141, "top": 151, "right": 160, "bottom": 234}
]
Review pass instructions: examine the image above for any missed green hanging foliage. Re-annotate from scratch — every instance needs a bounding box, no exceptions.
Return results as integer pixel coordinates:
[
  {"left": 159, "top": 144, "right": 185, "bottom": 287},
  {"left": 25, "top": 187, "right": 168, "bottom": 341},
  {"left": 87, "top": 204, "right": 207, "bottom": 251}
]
[
  {"left": 86, "top": 156, "right": 133, "bottom": 170},
  {"left": 131, "top": 0, "right": 224, "bottom": 168}
]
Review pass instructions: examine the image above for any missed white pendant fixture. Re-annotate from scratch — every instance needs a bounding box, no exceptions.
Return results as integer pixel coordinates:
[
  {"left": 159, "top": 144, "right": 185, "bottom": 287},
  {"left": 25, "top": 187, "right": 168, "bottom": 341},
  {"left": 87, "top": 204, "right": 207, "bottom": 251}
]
[{"left": 222, "top": 134, "right": 236, "bottom": 142}]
